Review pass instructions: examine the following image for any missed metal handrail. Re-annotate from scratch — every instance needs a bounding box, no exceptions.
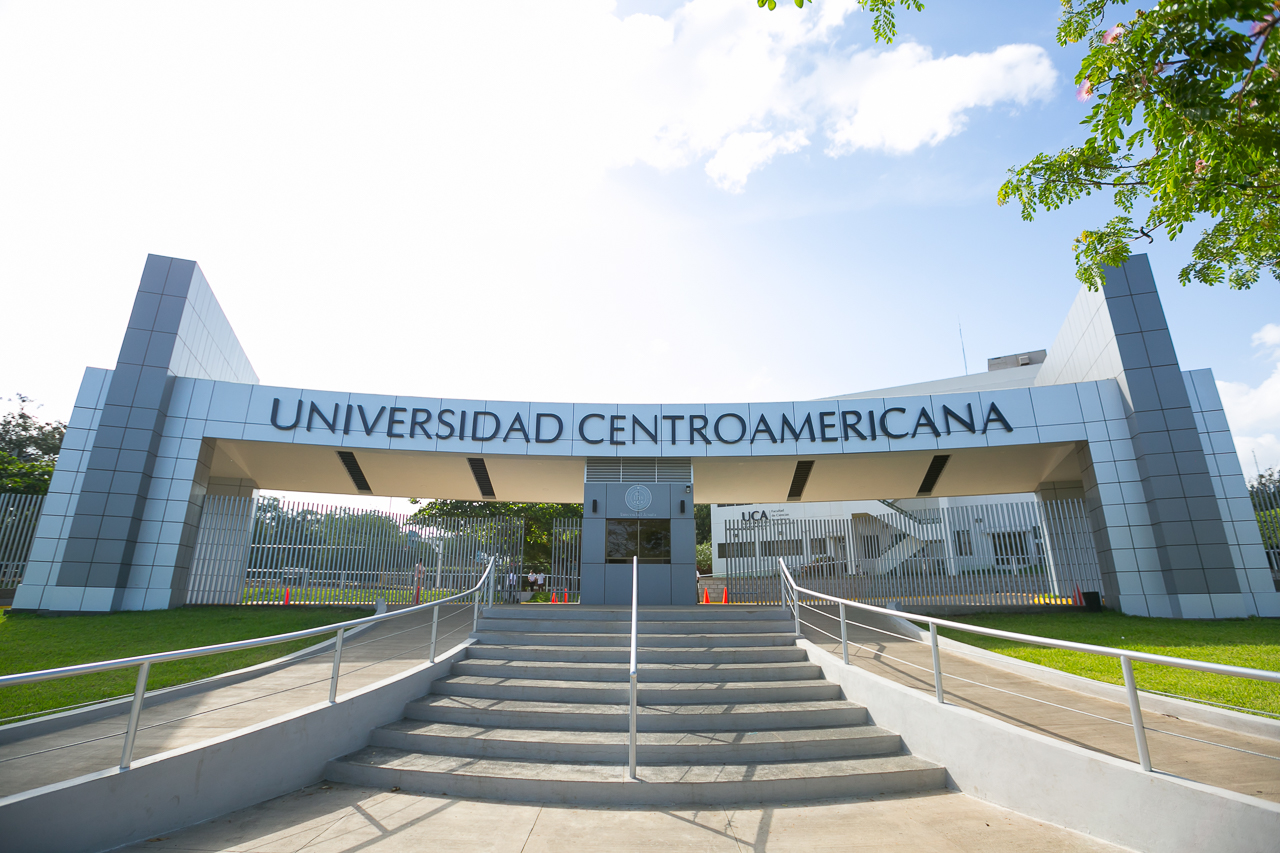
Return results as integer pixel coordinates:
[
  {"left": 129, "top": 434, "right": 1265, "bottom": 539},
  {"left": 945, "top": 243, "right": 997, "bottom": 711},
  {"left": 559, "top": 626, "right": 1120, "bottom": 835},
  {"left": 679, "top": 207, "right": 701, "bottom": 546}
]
[
  {"left": 778, "top": 558, "right": 1280, "bottom": 773},
  {"left": 1, "top": 558, "right": 495, "bottom": 771},
  {"left": 627, "top": 555, "right": 638, "bottom": 780}
]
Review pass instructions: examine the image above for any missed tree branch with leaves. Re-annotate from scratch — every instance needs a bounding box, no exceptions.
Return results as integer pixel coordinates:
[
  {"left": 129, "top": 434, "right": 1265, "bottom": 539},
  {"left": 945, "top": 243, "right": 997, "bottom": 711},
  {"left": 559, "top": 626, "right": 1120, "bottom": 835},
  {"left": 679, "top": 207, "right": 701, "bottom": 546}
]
[{"left": 762, "top": 0, "right": 1280, "bottom": 290}]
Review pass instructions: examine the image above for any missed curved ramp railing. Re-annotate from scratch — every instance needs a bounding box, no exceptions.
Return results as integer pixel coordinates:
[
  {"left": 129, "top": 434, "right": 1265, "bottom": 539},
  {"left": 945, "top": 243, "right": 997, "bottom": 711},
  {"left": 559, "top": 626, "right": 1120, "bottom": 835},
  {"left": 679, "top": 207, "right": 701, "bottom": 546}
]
[
  {"left": 779, "top": 558, "right": 1280, "bottom": 773},
  {"left": 0, "top": 558, "right": 495, "bottom": 771}
]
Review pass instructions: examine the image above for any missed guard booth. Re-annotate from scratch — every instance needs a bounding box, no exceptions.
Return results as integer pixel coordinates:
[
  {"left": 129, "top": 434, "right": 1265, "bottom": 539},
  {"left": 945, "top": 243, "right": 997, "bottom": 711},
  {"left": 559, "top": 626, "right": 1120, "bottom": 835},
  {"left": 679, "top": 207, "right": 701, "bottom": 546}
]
[{"left": 580, "top": 458, "right": 697, "bottom": 605}]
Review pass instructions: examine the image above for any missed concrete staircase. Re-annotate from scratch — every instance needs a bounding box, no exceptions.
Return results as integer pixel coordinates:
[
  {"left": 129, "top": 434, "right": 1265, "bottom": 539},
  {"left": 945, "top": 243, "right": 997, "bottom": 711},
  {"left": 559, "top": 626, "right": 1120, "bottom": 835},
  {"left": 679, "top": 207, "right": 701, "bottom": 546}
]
[{"left": 326, "top": 605, "right": 945, "bottom": 805}]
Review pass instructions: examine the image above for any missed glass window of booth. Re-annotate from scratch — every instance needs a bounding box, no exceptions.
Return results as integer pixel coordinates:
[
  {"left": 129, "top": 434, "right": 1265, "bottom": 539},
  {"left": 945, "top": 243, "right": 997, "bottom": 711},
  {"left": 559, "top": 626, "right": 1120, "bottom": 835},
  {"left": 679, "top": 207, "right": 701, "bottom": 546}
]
[{"left": 606, "top": 519, "right": 671, "bottom": 563}]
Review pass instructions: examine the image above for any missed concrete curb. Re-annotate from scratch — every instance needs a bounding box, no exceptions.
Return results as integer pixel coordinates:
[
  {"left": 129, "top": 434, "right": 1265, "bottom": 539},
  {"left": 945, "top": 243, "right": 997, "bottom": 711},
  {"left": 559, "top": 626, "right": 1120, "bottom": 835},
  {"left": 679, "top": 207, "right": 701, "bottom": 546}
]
[
  {"left": 799, "top": 638, "right": 1280, "bottom": 853},
  {"left": 0, "top": 640, "right": 473, "bottom": 853}
]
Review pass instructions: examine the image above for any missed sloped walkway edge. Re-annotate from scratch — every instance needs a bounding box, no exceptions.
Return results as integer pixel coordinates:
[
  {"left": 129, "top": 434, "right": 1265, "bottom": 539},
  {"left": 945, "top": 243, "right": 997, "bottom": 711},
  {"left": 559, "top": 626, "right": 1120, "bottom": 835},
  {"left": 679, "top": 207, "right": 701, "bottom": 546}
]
[
  {"left": 0, "top": 640, "right": 473, "bottom": 853},
  {"left": 799, "top": 638, "right": 1280, "bottom": 853}
]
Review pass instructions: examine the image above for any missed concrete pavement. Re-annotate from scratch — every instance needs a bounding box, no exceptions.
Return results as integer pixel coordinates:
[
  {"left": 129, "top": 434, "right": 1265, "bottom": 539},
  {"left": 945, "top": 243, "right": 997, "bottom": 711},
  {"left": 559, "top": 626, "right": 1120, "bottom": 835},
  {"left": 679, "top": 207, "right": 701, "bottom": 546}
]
[{"left": 122, "top": 783, "right": 1127, "bottom": 853}]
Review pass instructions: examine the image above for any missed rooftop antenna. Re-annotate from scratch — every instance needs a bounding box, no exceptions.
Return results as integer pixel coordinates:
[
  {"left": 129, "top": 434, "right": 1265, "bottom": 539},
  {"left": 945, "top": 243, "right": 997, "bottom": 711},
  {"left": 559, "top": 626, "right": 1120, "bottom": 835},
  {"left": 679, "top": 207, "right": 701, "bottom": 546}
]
[
  {"left": 1254, "top": 450, "right": 1264, "bottom": 479},
  {"left": 958, "top": 323, "right": 969, "bottom": 376}
]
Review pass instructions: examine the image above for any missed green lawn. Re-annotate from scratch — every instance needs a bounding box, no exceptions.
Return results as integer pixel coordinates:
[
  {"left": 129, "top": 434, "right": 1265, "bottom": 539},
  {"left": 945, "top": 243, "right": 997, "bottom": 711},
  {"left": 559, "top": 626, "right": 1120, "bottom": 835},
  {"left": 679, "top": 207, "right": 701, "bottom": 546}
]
[
  {"left": 0, "top": 606, "right": 364, "bottom": 723},
  {"left": 931, "top": 611, "right": 1280, "bottom": 717}
]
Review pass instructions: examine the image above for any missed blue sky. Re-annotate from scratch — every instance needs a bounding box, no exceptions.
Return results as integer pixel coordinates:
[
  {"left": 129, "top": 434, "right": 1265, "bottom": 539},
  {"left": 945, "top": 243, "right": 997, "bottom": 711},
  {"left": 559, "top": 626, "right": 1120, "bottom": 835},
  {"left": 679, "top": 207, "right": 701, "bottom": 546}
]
[{"left": 3, "top": 0, "right": 1278, "bottom": 486}]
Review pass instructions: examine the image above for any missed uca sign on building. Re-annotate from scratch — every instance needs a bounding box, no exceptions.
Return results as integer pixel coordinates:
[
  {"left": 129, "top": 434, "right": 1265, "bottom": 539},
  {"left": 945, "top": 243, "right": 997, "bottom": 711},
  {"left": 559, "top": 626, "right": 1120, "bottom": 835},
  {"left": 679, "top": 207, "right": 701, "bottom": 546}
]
[{"left": 12, "top": 254, "right": 1278, "bottom": 617}]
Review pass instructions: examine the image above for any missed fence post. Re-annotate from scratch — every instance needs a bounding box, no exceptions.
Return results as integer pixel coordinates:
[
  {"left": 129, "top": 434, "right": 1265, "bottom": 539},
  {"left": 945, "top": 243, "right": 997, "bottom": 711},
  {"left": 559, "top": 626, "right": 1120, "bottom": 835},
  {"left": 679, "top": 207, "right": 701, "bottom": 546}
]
[
  {"left": 929, "top": 623, "right": 944, "bottom": 703},
  {"left": 839, "top": 602, "right": 849, "bottom": 665},
  {"left": 1121, "top": 655, "right": 1153, "bottom": 771},
  {"left": 328, "top": 627, "right": 345, "bottom": 703},
  {"left": 120, "top": 661, "right": 150, "bottom": 770}
]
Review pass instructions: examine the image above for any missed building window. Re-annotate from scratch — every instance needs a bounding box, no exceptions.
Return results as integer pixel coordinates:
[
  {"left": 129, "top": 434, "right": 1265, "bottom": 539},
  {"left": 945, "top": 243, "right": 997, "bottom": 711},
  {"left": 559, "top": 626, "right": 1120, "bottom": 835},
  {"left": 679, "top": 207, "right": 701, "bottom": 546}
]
[
  {"left": 861, "top": 535, "right": 882, "bottom": 559},
  {"left": 718, "top": 541, "right": 756, "bottom": 559},
  {"left": 760, "top": 539, "right": 804, "bottom": 558},
  {"left": 606, "top": 519, "right": 671, "bottom": 564},
  {"left": 809, "top": 537, "right": 828, "bottom": 555},
  {"left": 953, "top": 529, "right": 972, "bottom": 557},
  {"left": 991, "top": 531, "right": 1028, "bottom": 566}
]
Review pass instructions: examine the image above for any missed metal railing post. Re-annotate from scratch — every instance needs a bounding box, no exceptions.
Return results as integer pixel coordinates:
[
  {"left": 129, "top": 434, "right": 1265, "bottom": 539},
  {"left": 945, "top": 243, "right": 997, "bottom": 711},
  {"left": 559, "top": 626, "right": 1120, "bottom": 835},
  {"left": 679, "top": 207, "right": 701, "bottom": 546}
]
[
  {"left": 429, "top": 604, "right": 440, "bottom": 664},
  {"left": 328, "top": 627, "right": 345, "bottom": 703},
  {"left": 120, "top": 661, "right": 150, "bottom": 770},
  {"left": 930, "top": 623, "right": 944, "bottom": 703},
  {"left": 791, "top": 569, "right": 801, "bottom": 636},
  {"left": 628, "top": 556, "right": 638, "bottom": 780},
  {"left": 1121, "top": 655, "right": 1152, "bottom": 771},
  {"left": 839, "top": 602, "right": 849, "bottom": 665}
]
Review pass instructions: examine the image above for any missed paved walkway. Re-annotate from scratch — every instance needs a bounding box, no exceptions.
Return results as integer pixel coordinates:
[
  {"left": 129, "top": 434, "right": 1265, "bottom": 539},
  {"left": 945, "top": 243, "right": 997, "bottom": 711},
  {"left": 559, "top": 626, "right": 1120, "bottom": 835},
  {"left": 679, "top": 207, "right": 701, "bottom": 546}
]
[
  {"left": 4, "top": 602, "right": 1279, "bottom": 813},
  {"left": 796, "top": 605, "right": 1280, "bottom": 803},
  {"left": 0, "top": 604, "right": 475, "bottom": 797},
  {"left": 123, "top": 783, "right": 1124, "bottom": 853}
]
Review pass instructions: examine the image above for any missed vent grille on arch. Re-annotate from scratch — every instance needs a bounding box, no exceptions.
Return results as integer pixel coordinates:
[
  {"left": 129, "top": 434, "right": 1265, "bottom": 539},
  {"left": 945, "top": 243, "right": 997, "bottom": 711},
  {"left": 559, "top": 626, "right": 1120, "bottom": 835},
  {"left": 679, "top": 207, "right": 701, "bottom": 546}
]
[
  {"left": 585, "top": 457, "right": 692, "bottom": 483},
  {"left": 336, "top": 451, "right": 372, "bottom": 494},
  {"left": 468, "top": 457, "right": 497, "bottom": 499}
]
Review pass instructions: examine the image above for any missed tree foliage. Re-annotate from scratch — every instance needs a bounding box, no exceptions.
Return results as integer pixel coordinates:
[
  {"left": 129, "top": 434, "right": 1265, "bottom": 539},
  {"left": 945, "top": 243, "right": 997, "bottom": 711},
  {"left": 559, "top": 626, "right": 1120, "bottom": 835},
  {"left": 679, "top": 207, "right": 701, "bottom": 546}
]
[
  {"left": 409, "top": 500, "right": 583, "bottom": 567},
  {"left": 0, "top": 395, "right": 65, "bottom": 495},
  {"left": 764, "top": 0, "right": 1280, "bottom": 290},
  {"left": 1002, "top": 0, "right": 1280, "bottom": 290}
]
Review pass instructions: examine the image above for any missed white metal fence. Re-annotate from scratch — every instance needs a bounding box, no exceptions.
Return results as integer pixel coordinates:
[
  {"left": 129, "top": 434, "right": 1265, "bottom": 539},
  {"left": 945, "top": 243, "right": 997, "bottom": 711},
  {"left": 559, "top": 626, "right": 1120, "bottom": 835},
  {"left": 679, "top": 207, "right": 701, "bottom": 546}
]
[
  {"left": 186, "top": 495, "right": 523, "bottom": 605},
  {"left": 1248, "top": 483, "right": 1280, "bottom": 591},
  {"left": 722, "top": 498, "right": 1103, "bottom": 608},
  {"left": 547, "top": 517, "right": 582, "bottom": 603},
  {"left": 0, "top": 493, "right": 43, "bottom": 594}
]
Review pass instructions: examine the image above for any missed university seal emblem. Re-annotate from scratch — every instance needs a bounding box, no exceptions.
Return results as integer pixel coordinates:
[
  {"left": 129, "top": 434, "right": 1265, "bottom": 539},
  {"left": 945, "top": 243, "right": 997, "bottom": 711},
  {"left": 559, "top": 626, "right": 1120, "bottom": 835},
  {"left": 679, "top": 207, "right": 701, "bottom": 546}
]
[{"left": 624, "top": 485, "right": 653, "bottom": 512}]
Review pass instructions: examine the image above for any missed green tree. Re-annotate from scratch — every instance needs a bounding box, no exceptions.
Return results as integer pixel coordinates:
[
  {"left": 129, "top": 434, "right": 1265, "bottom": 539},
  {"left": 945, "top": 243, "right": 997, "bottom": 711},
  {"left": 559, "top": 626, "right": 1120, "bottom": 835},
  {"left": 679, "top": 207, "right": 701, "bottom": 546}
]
[
  {"left": 408, "top": 500, "right": 583, "bottom": 568},
  {"left": 696, "top": 539, "right": 714, "bottom": 573},
  {"left": 694, "top": 503, "right": 711, "bottom": 545},
  {"left": 0, "top": 395, "right": 65, "bottom": 495},
  {"left": 768, "top": 1, "right": 1280, "bottom": 290}
]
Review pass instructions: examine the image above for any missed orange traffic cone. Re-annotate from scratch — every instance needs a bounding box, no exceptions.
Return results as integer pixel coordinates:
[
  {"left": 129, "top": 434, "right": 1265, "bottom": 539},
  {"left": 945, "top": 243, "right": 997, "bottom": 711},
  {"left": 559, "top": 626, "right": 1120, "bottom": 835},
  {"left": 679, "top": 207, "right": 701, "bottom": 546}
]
[
  {"left": 722, "top": 586, "right": 728, "bottom": 604},
  {"left": 703, "top": 588, "right": 710, "bottom": 604},
  {"left": 283, "top": 587, "right": 290, "bottom": 605},
  {"left": 552, "top": 591, "right": 558, "bottom": 603}
]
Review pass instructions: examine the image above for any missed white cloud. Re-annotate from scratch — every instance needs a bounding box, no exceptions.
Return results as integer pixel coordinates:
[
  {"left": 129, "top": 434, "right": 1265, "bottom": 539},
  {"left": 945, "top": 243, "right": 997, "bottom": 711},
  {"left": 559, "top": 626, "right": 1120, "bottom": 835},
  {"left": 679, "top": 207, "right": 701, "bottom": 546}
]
[
  {"left": 816, "top": 43, "right": 1058, "bottom": 155},
  {"left": 1218, "top": 323, "right": 1280, "bottom": 472},
  {"left": 705, "top": 130, "right": 809, "bottom": 192},
  {"left": 604, "top": 1, "right": 1058, "bottom": 188},
  {"left": 0, "top": 0, "right": 1063, "bottom": 420}
]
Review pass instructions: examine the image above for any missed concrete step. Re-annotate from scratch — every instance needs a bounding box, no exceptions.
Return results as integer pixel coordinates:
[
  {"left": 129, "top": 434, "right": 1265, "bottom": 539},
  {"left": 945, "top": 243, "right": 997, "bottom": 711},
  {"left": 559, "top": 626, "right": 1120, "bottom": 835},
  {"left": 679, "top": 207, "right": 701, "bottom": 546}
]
[
  {"left": 471, "top": 631, "right": 798, "bottom": 648},
  {"left": 451, "top": 658, "right": 823, "bottom": 683},
  {"left": 370, "top": 720, "right": 903, "bottom": 764},
  {"left": 464, "top": 644, "right": 810, "bottom": 665},
  {"left": 406, "top": 695, "right": 867, "bottom": 732},
  {"left": 430, "top": 676, "right": 843, "bottom": 705},
  {"left": 481, "top": 605, "right": 789, "bottom": 622},
  {"left": 473, "top": 618, "right": 794, "bottom": 635},
  {"left": 326, "top": 746, "right": 945, "bottom": 806}
]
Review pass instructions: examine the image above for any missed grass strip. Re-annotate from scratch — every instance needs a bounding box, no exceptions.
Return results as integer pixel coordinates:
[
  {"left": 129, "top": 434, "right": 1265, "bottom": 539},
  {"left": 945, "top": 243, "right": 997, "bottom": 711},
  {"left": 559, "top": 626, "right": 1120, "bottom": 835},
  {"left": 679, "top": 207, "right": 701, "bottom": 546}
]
[
  {"left": 0, "top": 606, "right": 365, "bottom": 722},
  {"left": 931, "top": 611, "right": 1280, "bottom": 717}
]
